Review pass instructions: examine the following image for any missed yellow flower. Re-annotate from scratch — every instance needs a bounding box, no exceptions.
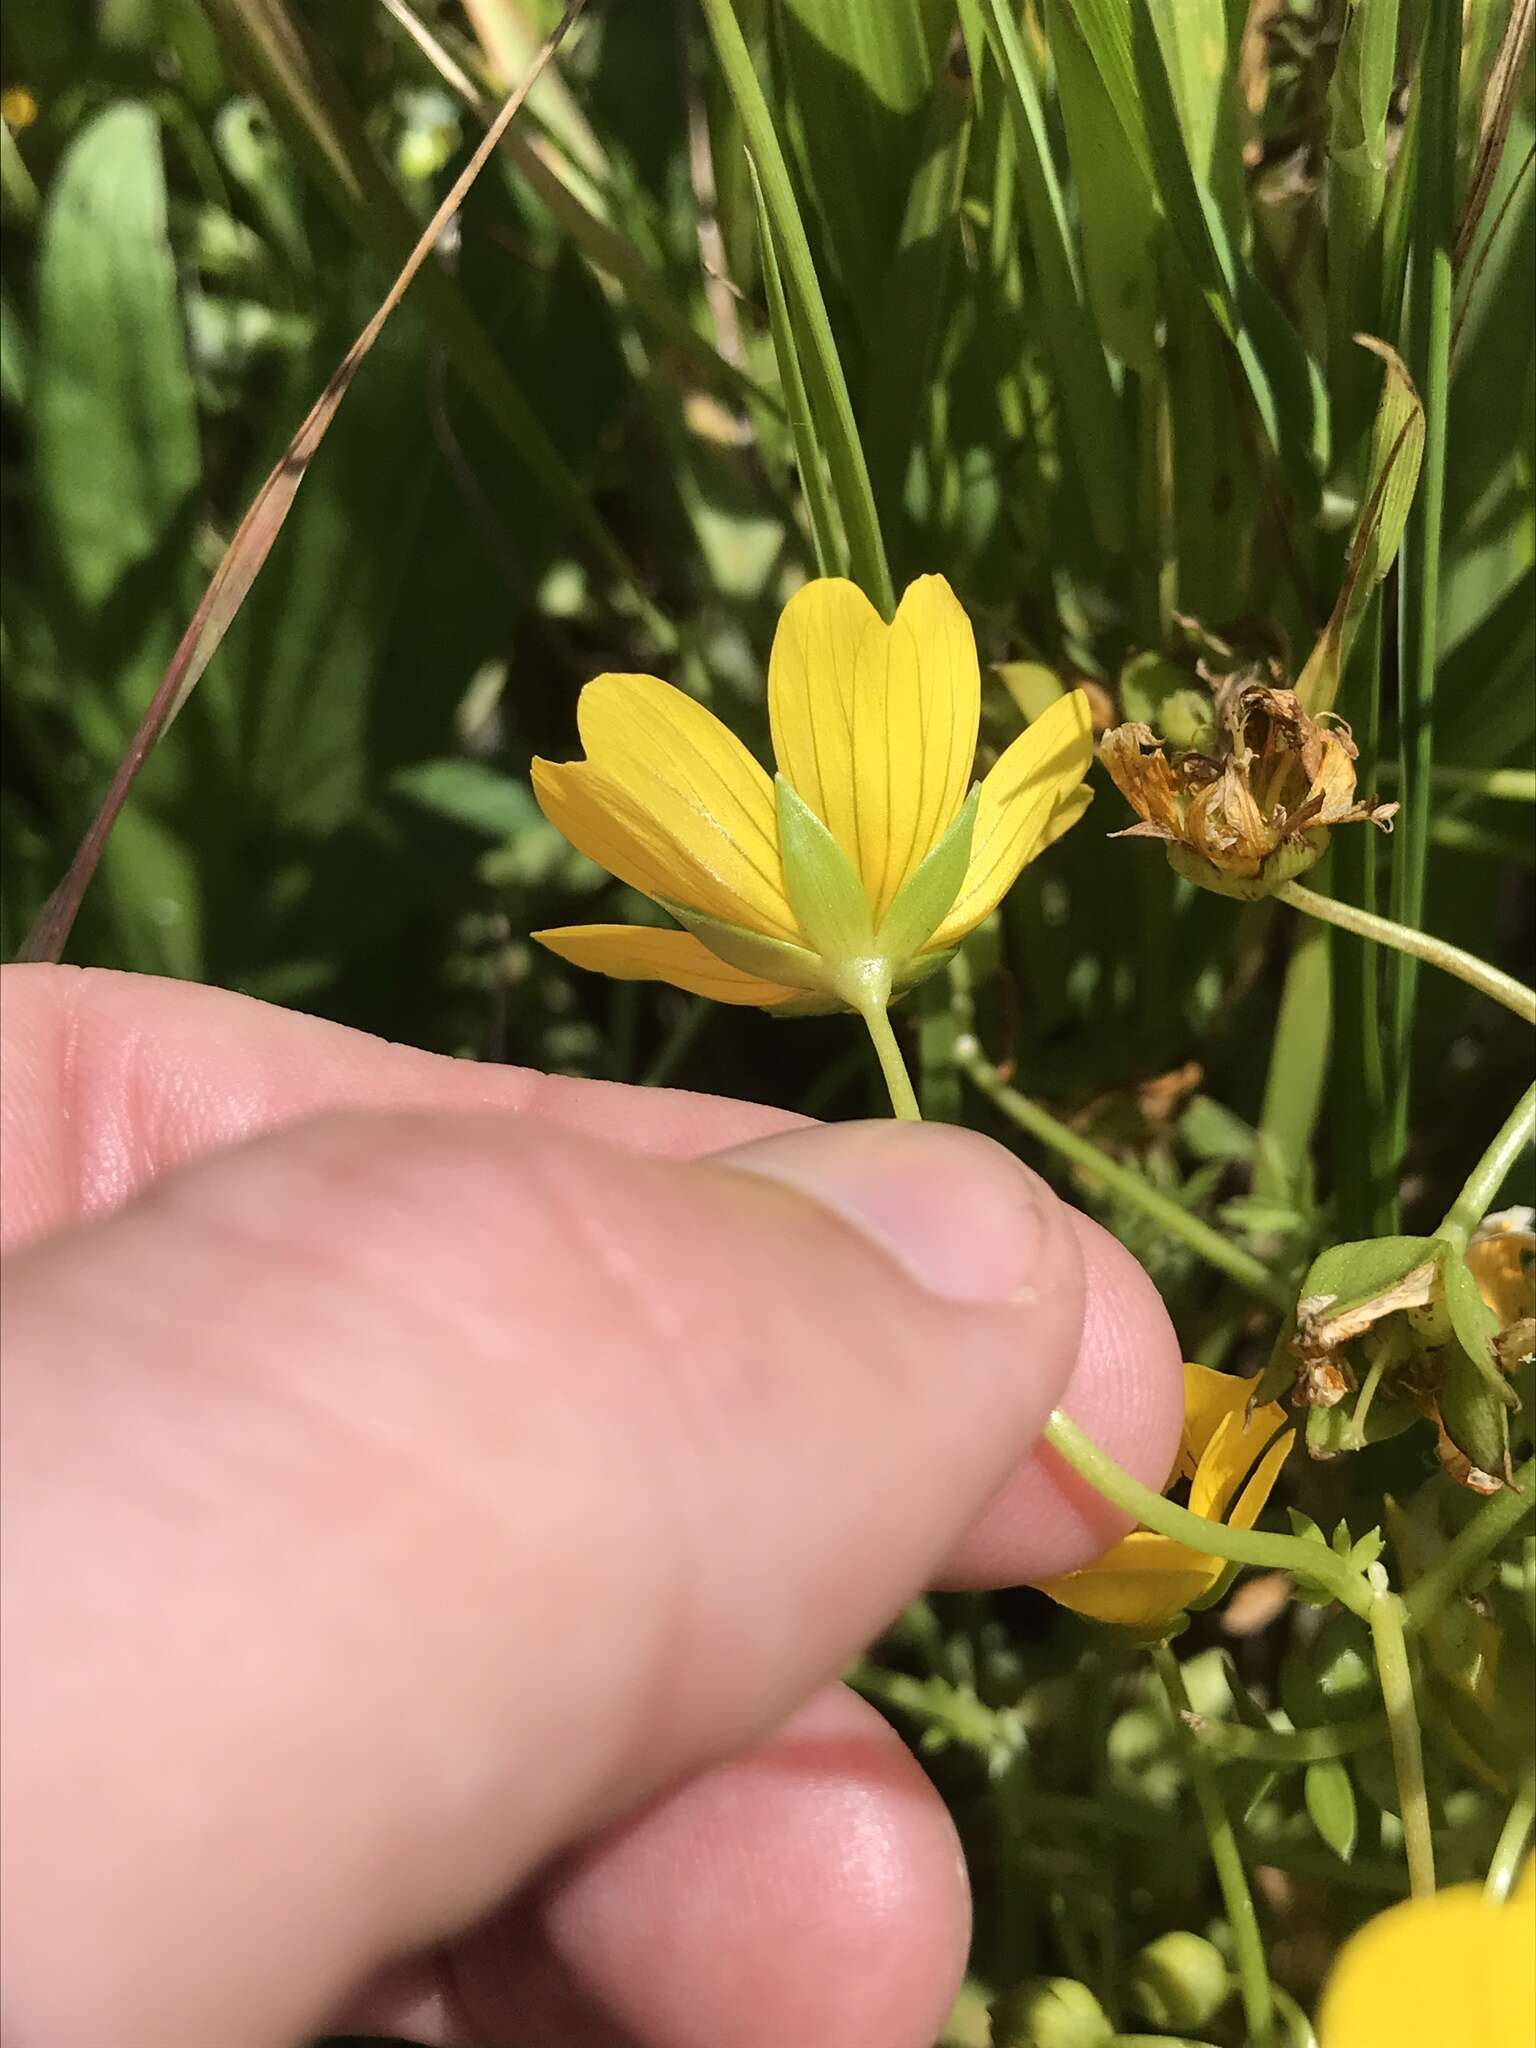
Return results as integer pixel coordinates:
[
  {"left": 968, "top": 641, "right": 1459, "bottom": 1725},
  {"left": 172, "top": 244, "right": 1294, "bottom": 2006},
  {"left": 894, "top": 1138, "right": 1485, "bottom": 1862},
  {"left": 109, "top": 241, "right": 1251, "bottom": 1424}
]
[
  {"left": 532, "top": 575, "right": 1094, "bottom": 1013},
  {"left": 1317, "top": 1859, "right": 1535, "bottom": 2047},
  {"left": 1033, "top": 1365, "right": 1294, "bottom": 1626}
]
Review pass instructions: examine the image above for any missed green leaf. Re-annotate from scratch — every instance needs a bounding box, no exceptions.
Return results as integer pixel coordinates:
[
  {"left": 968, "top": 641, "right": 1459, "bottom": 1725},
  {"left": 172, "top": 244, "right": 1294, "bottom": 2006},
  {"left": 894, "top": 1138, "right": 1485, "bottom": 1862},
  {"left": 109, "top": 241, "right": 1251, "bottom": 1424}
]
[
  {"left": 774, "top": 0, "right": 952, "bottom": 320},
  {"left": 1119, "top": 651, "right": 1212, "bottom": 746},
  {"left": 34, "top": 103, "right": 201, "bottom": 609},
  {"left": 1060, "top": 0, "right": 1329, "bottom": 508},
  {"left": 1045, "top": 0, "right": 1160, "bottom": 374},
  {"left": 775, "top": 774, "right": 875, "bottom": 968},
  {"left": 1297, "top": 340, "right": 1425, "bottom": 713},
  {"left": 863, "top": 50, "right": 973, "bottom": 539},
  {"left": 698, "top": 0, "right": 895, "bottom": 614},
  {"left": 1327, "top": 0, "right": 1401, "bottom": 467},
  {"left": 1298, "top": 1236, "right": 1439, "bottom": 1318},
  {"left": 746, "top": 150, "right": 841, "bottom": 579},
  {"left": 388, "top": 759, "right": 542, "bottom": 841},
  {"left": 876, "top": 785, "right": 979, "bottom": 964},
  {"left": 1304, "top": 1757, "right": 1360, "bottom": 1861},
  {"left": 977, "top": 0, "right": 1133, "bottom": 554}
]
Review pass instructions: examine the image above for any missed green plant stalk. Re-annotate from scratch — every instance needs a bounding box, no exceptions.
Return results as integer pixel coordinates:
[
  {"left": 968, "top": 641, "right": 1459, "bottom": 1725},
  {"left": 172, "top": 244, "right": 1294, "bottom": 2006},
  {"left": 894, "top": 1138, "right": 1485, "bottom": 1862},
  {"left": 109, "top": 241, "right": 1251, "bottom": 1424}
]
[
  {"left": 1184, "top": 1709, "right": 1388, "bottom": 1764},
  {"left": 1255, "top": 911, "right": 1331, "bottom": 1205},
  {"left": 1153, "top": 1644, "right": 1275, "bottom": 2048},
  {"left": 1389, "top": 0, "right": 1460, "bottom": 1175},
  {"left": 1043, "top": 1411, "right": 1372, "bottom": 1614},
  {"left": 1367, "top": 1583, "right": 1435, "bottom": 1896},
  {"left": 1331, "top": 607, "right": 1395, "bottom": 1235},
  {"left": 745, "top": 152, "right": 840, "bottom": 580},
  {"left": 1404, "top": 1456, "right": 1536, "bottom": 1629},
  {"left": 1277, "top": 882, "right": 1536, "bottom": 1026},
  {"left": 863, "top": 1004, "right": 922, "bottom": 1122},
  {"left": 954, "top": 1039, "right": 1292, "bottom": 1309},
  {"left": 1485, "top": 1776, "right": 1535, "bottom": 1903},
  {"left": 1437, "top": 1081, "right": 1536, "bottom": 1250},
  {"left": 695, "top": 0, "right": 894, "bottom": 616},
  {"left": 1326, "top": 0, "right": 1401, "bottom": 473},
  {"left": 1378, "top": 763, "right": 1536, "bottom": 800}
]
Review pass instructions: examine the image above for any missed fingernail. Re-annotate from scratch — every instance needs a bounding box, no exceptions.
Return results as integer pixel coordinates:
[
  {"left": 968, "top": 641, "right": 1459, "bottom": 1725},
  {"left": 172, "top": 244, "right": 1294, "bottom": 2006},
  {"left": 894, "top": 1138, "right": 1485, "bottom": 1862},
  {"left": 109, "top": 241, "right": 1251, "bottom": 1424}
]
[{"left": 713, "top": 1119, "right": 1066, "bottom": 1305}]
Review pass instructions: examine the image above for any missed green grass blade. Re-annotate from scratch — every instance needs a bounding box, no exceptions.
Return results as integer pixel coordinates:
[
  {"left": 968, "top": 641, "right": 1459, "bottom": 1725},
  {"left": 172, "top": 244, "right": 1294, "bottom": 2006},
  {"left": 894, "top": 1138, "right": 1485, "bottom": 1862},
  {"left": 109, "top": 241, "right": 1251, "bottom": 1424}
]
[
  {"left": 1327, "top": 0, "right": 1402, "bottom": 474},
  {"left": 1389, "top": 0, "right": 1461, "bottom": 1182},
  {"left": 863, "top": 54, "right": 973, "bottom": 548},
  {"left": 1062, "top": 0, "right": 1328, "bottom": 510},
  {"left": 978, "top": 0, "right": 1132, "bottom": 556},
  {"left": 698, "top": 0, "right": 894, "bottom": 615},
  {"left": 745, "top": 152, "right": 841, "bottom": 578}
]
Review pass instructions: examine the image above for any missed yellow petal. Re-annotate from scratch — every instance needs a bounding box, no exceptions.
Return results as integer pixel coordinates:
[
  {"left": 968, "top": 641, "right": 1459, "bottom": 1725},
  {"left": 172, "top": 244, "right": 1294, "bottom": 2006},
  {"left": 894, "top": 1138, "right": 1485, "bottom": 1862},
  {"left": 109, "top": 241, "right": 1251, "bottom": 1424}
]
[
  {"left": 533, "top": 924, "right": 798, "bottom": 1006},
  {"left": 1223, "top": 1427, "right": 1295, "bottom": 1530},
  {"left": 1034, "top": 1531, "right": 1223, "bottom": 1627},
  {"left": 1318, "top": 1884, "right": 1536, "bottom": 2048},
  {"left": 767, "top": 574, "right": 980, "bottom": 923},
  {"left": 926, "top": 689, "right": 1094, "bottom": 948},
  {"left": 1189, "top": 1398, "right": 1292, "bottom": 1522},
  {"left": 1179, "top": 1363, "right": 1259, "bottom": 1476},
  {"left": 533, "top": 758, "right": 752, "bottom": 920},
  {"left": 575, "top": 673, "right": 798, "bottom": 940}
]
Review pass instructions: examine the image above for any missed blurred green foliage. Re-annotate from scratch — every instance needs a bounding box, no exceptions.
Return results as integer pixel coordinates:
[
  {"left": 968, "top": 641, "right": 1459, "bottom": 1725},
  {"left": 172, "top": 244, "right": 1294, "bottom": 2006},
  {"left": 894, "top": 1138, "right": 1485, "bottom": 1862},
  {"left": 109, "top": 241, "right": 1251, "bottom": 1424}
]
[{"left": 1, "top": 2, "right": 1533, "bottom": 2037}]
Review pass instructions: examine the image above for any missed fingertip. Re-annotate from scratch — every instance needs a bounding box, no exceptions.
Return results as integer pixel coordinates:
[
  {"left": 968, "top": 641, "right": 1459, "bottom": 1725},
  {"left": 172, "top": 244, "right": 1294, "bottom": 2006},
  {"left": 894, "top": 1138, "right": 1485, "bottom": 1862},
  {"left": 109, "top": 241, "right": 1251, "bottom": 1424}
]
[
  {"left": 938, "top": 1207, "right": 1185, "bottom": 1585},
  {"left": 445, "top": 1685, "right": 971, "bottom": 2048}
]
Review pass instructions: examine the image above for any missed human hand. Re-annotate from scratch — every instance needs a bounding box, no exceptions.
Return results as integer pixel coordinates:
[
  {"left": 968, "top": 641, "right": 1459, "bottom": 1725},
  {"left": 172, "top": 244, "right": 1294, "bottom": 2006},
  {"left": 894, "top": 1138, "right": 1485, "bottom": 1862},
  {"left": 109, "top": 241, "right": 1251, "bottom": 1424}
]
[{"left": 0, "top": 965, "right": 1182, "bottom": 2048}]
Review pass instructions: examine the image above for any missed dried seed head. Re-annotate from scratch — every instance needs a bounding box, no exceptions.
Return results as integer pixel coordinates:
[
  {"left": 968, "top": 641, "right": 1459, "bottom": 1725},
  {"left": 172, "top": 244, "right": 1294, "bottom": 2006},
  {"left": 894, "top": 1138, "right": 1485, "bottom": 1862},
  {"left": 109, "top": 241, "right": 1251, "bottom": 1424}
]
[{"left": 1101, "top": 669, "right": 1397, "bottom": 899}]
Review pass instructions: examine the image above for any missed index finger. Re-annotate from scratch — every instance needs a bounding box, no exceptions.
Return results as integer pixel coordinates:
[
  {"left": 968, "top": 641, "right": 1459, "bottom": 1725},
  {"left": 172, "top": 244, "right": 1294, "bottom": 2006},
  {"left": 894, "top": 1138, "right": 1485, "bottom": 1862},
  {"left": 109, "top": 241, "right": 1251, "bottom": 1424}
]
[{"left": 0, "top": 964, "right": 803, "bottom": 1251}]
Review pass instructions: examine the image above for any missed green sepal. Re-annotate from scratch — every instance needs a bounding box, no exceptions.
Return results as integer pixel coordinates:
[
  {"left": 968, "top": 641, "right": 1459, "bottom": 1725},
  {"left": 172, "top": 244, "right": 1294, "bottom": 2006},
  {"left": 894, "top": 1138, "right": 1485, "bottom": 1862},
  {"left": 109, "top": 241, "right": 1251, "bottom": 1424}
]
[
  {"left": 875, "top": 784, "right": 979, "bottom": 966},
  {"left": 1168, "top": 836, "right": 1325, "bottom": 901},
  {"left": 1306, "top": 1390, "right": 1418, "bottom": 1460},
  {"left": 774, "top": 775, "right": 874, "bottom": 969},
  {"left": 655, "top": 898, "right": 832, "bottom": 996}
]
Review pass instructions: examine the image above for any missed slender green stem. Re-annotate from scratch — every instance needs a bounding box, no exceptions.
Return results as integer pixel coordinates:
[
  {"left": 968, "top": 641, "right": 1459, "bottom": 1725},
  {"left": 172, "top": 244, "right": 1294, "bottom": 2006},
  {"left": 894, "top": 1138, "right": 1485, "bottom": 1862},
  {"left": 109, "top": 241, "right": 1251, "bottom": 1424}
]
[
  {"left": 956, "top": 1040, "right": 1292, "bottom": 1310},
  {"left": 1182, "top": 1708, "right": 1388, "bottom": 1764},
  {"left": 1278, "top": 881, "right": 1536, "bottom": 1026},
  {"left": 1437, "top": 1082, "right": 1536, "bottom": 1250},
  {"left": 861, "top": 1003, "right": 922, "bottom": 1122},
  {"left": 1377, "top": 762, "right": 1536, "bottom": 801},
  {"left": 1390, "top": 0, "right": 1459, "bottom": 1172},
  {"left": 1367, "top": 1582, "right": 1435, "bottom": 1896},
  {"left": 1042, "top": 1411, "right": 1372, "bottom": 1616},
  {"left": 1404, "top": 1456, "right": 1536, "bottom": 1629},
  {"left": 1154, "top": 1645, "right": 1275, "bottom": 2048},
  {"left": 1485, "top": 1777, "right": 1535, "bottom": 1903}
]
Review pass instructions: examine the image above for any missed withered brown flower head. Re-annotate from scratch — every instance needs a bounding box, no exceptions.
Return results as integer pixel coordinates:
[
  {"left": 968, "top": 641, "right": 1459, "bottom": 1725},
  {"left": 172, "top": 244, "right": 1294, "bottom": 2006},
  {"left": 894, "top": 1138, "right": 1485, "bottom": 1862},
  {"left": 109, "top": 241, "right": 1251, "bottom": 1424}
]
[{"left": 1100, "top": 669, "right": 1397, "bottom": 900}]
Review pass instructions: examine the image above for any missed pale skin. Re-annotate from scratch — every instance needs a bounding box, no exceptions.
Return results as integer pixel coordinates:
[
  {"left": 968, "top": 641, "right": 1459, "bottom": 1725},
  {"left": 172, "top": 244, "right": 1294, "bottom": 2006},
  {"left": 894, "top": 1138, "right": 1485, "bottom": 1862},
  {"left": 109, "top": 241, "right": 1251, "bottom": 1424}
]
[{"left": 0, "top": 964, "right": 1183, "bottom": 2048}]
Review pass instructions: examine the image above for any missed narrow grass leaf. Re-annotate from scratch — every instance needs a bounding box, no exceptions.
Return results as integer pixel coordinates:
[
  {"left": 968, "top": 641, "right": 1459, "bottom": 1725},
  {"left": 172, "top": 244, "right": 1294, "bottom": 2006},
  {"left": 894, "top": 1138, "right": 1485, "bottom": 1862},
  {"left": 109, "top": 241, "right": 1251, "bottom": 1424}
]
[
  {"left": 1297, "top": 340, "right": 1424, "bottom": 714},
  {"left": 1327, "top": 0, "right": 1401, "bottom": 470},
  {"left": 746, "top": 150, "right": 841, "bottom": 578},
  {"left": 978, "top": 0, "right": 1133, "bottom": 554},
  {"left": 698, "top": 0, "right": 895, "bottom": 615}
]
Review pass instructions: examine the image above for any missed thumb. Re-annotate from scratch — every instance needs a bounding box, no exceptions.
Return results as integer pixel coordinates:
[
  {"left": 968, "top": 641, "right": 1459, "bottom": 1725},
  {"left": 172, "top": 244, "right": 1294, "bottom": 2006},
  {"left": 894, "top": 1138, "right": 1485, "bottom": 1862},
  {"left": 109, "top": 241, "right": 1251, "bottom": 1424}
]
[{"left": 2, "top": 1111, "right": 1085, "bottom": 2047}]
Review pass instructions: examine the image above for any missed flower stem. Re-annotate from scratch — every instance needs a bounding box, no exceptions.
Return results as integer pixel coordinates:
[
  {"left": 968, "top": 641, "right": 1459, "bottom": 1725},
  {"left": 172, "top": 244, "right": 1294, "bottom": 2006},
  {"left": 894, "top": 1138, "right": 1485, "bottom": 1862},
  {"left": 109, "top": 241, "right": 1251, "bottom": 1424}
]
[
  {"left": 861, "top": 1002, "right": 922, "bottom": 1121},
  {"left": 1041, "top": 1410, "right": 1372, "bottom": 1617},
  {"left": 1367, "top": 1580, "right": 1435, "bottom": 1897},
  {"left": 1485, "top": 1776, "right": 1535, "bottom": 1903},
  {"left": 1437, "top": 1081, "right": 1536, "bottom": 1251},
  {"left": 1182, "top": 1708, "right": 1388, "bottom": 1764},
  {"left": 1403, "top": 1455, "right": 1536, "bottom": 1629},
  {"left": 1277, "top": 881, "right": 1536, "bottom": 1026},
  {"left": 955, "top": 1040, "right": 1292, "bottom": 1311},
  {"left": 1153, "top": 1644, "right": 1275, "bottom": 2048}
]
